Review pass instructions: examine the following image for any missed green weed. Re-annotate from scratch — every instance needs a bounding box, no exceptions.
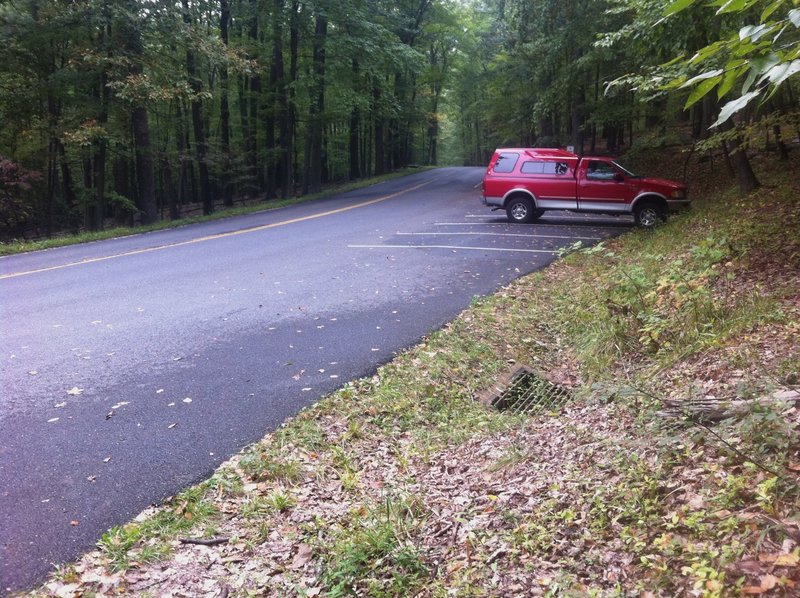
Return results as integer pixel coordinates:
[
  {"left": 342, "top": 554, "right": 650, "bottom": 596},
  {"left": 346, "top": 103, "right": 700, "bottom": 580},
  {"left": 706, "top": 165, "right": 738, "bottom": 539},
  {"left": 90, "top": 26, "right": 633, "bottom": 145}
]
[
  {"left": 98, "top": 525, "right": 142, "bottom": 570},
  {"left": 240, "top": 448, "right": 304, "bottom": 484},
  {"left": 266, "top": 489, "right": 296, "bottom": 513},
  {"left": 321, "top": 497, "right": 429, "bottom": 597}
]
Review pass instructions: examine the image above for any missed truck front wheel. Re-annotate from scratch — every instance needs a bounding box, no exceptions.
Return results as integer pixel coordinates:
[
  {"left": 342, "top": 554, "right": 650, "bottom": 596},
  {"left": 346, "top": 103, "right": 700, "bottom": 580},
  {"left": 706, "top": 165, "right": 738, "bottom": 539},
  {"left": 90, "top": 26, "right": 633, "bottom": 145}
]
[
  {"left": 506, "top": 197, "right": 541, "bottom": 223},
  {"left": 633, "top": 200, "right": 666, "bottom": 228}
]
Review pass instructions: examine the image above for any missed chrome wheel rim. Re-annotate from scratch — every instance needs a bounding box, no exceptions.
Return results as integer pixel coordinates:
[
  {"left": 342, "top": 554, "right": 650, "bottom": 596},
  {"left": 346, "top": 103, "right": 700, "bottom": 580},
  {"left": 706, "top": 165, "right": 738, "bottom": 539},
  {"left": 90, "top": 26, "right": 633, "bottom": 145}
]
[
  {"left": 510, "top": 202, "right": 528, "bottom": 220},
  {"left": 639, "top": 207, "right": 658, "bottom": 227}
]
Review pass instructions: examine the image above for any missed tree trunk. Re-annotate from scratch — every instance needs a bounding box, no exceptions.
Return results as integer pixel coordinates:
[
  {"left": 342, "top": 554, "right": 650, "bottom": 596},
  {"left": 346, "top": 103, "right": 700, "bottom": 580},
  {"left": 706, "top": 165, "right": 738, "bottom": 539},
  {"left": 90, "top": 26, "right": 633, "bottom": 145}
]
[
  {"left": 427, "top": 45, "right": 442, "bottom": 165},
  {"left": 238, "top": 75, "right": 251, "bottom": 197},
  {"left": 183, "top": 0, "right": 212, "bottom": 215},
  {"left": 264, "top": 0, "right": 284, "bottom": 200},
  {"left": 247, "top": 0, "right": 261, "bottom": 191},
  {"left": 349, "top": 59, "right": 361, "bottom": 179},
  {"left": 120, "top": 0, "right": 157, "bottom": 224},
  {"left": 91, "top": 5, "right": 110, "bottom": 230},
  {"left": 56, "top": 140, "right": 76, "bottom": 234},
  {"left": 374, "top": 84, "right": 385, "bottom": 175},
  {"left": 113, "top": 156, "right": 131, "bottom": 225},
  {"left": 82, "top": 157, "right": 94, "bottom": 230},
  {"left": 287, "top": 0, "right": 299, "bottom": 197},
  {"left": 718, "top": 118, "right": 760, "bottom": 193},
  {"left": 303, "top": 13, "right": 327, "bottom": 195},
  {"left": 220, "top": 0, "right": 233, "bottom": 206},
  {"left": 273, "top": 0, "right": 290, "bottom": 198},
  {"left": 132, "top": 106, "right": 158, "bottom": 224}
]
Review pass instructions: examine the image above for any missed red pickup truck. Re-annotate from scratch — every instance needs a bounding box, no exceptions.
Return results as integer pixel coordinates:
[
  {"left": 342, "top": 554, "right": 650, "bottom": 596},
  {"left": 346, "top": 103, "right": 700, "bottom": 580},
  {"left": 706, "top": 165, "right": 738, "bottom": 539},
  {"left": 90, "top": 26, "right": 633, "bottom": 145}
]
[{"left": 482, "top": 148, "right": 689, "bottom": 227}]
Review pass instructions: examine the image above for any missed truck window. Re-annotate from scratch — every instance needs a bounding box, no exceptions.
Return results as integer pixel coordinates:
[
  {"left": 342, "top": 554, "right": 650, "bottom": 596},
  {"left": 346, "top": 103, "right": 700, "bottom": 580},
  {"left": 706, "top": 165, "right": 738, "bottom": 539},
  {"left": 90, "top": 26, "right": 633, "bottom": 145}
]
[
  {"left": 521, "top": 161, "right": 569, "bottom": 175},
  {"left": 493, "top": 152, "right": 519, "bottom": 173},
  {"left": 586, "top": 161, "right": 618, "bottom": 181}
]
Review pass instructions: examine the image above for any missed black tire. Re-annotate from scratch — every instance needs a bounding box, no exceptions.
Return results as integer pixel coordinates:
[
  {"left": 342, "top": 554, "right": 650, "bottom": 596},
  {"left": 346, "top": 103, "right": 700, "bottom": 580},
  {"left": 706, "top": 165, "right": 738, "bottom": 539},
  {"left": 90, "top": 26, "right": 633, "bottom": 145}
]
[
  {"left": 506, "top": 196, "right": 541, "bottom": 223},
  {"left": 633, "top": 200, "right": 666, "bottom": 228}
]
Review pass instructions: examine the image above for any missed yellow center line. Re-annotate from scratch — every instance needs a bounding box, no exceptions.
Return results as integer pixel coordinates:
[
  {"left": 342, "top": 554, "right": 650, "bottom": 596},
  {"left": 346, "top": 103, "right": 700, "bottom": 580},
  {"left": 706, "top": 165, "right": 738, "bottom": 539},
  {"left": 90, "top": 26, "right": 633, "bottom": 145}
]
[{"left": 1, "top": 177, "right": 440, "bottom": 281}]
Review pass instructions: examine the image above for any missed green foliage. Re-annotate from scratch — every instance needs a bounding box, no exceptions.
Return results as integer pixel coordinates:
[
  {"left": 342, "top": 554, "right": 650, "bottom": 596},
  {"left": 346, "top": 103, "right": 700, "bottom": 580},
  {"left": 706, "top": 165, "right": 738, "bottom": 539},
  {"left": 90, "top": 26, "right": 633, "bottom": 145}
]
[
  {"left": 98, "top": 525, "right": 142, "bottom": 570},
  {"left": 0, "top": 0, "right": 457, "bottom": 237},
  {"left": 552, "top": 211, "right": 786, "bottom": 374},
  {"left": 240, "top": 446, "right": 304, "bottom": 484},
  {"left": 321, "top": 496, "right": 429, "bottom": 597},
  {"left": 661, "top": 0, "right": 800, "bottom": 125}
]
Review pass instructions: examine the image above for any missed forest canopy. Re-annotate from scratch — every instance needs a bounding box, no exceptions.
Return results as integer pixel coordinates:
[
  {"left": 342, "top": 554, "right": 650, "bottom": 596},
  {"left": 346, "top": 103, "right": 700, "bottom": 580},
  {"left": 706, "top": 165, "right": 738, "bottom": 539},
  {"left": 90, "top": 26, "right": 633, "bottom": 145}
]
[{"left": 0, "top": 0, "right": 797, "bottom": 239}]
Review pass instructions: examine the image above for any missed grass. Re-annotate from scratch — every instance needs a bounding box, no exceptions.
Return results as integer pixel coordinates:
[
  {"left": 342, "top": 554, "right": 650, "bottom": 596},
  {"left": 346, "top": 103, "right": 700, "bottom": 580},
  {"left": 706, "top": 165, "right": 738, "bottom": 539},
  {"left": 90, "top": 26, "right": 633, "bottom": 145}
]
[
  {"left": 30, "top": 152, "right": 800, "bottom": 596},
  {"left": 321, "top": 496, "right": 430, "bottom": 597},
  {"left": 0, "top": 167, "right": 433, "bottom": 257}
]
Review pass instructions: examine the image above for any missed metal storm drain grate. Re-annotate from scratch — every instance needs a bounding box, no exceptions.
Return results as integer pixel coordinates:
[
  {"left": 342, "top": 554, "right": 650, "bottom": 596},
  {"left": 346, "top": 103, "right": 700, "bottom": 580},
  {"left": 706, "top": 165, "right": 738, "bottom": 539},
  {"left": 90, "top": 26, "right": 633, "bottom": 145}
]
[{"left": 479, "top": 365, "right": 572, "bottom": 414}]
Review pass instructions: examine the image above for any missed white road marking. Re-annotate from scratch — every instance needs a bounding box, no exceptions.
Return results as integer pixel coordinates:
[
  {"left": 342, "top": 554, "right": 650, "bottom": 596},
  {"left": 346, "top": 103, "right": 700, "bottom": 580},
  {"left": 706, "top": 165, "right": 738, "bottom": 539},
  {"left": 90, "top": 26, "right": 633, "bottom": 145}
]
[
  {"left": 396, "top": 232, "right": 602, "bottom": 240},
  {"left": 433, "top": 222, "right": 612, "bottom": 232},
  {"left": 465, "top": 213, "right": 627, "bottom": 221},
  {"left": 348, "top": 244, "right": 557, "bottom": 254}
]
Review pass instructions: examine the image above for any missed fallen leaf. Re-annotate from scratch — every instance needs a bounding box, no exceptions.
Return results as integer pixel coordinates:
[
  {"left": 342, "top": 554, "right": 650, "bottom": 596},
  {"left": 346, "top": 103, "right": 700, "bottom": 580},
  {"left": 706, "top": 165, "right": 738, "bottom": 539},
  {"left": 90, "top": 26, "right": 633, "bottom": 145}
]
[
  {"left": 45, "top": 582, "right": 80, "bottom": 597},
  {"left": 733, "top": 560, "right": 764, "bottom": 575},
  {"left": 66, "top": 387, "right": 84, "bottom": 396},
  {"left": 760, "top": 574, "right": 778, "bottom": 590},
  {"left": 291, "top": 544, "right": 313, "bottom": 569},
  {"left": 70, "top": 520, "right": 80, "bottom": 526},
  {"left": 742, "top": 586, "right": 765, "bottom": 595},
  {"left": 47, "top": 418, "right": 59, "bottom": 423},
  {"left": 182, "top": 398, "right": 192, "bottom": 404},
  {"left": 168, "top": 423, "right": 177, "bottom": 429},
  {"left": 775, "top": 553, "right": 799, "bottom": 567}
]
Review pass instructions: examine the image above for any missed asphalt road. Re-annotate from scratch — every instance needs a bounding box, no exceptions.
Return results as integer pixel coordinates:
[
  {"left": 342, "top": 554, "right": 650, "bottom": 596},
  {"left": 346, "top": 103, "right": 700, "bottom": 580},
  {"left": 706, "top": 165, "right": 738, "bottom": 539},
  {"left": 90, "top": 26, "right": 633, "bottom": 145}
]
[{"left": 0, "top": 167, "right": 633, "bottom": 592}]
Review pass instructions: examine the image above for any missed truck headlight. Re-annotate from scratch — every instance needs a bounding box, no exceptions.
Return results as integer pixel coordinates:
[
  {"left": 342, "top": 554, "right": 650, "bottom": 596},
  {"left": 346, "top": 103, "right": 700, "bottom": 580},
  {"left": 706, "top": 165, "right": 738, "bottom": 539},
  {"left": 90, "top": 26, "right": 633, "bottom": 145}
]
[{"left": 671, "top": 189, "right": 686, "bottom": 199}]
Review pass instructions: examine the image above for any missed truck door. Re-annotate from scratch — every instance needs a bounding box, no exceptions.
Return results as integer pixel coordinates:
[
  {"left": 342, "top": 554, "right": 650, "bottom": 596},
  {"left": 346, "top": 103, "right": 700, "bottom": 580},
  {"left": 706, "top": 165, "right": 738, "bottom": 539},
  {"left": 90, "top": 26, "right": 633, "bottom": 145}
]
[
  {"left": 518, "top": 160, "right": 578, "bottom": 210},
  {"left": 577, "top": 160, "right": 635, "bottom": 212}
]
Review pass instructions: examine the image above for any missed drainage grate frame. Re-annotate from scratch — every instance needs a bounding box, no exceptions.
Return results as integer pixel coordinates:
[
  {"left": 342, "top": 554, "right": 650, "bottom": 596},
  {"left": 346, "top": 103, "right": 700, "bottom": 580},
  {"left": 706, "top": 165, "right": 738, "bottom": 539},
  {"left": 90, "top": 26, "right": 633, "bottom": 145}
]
[{"left": 478, "top": 365, "right": 572, "bottom": 414}]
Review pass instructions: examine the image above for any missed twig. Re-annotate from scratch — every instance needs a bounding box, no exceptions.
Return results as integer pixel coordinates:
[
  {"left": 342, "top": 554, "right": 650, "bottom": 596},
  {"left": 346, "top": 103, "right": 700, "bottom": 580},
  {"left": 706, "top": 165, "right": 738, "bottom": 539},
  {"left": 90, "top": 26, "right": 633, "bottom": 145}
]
[
  {"left": 135, "top": 576, "right": 169, "bottom": 591},
  {"left": 630, "top": 383, "right": 794, "bottom": 486},
  {"left": 179, "top": 536, "right": 230, "bottom": 547}
]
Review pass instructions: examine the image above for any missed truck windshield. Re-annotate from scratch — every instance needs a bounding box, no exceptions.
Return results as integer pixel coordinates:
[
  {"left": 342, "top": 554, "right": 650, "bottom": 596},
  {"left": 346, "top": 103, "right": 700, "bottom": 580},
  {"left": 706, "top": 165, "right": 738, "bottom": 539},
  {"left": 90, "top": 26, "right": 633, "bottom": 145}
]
[{"left": 613, "top": 162, "right": 639, "bottom": 178}]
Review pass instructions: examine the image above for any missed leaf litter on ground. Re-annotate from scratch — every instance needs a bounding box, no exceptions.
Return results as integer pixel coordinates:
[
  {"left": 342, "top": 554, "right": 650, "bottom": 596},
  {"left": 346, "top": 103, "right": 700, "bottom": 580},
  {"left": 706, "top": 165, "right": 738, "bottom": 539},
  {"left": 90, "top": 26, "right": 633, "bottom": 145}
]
[{"left": 26, "top": 153, "right": 800, "bottom": 597}]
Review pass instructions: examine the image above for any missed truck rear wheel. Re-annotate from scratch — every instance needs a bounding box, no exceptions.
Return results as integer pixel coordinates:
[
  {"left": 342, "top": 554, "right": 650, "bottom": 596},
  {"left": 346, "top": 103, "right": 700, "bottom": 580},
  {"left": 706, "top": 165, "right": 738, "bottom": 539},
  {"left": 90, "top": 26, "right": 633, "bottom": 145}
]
[{"left": 506, "top": 197, "right": 541, "bottom": 223}]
